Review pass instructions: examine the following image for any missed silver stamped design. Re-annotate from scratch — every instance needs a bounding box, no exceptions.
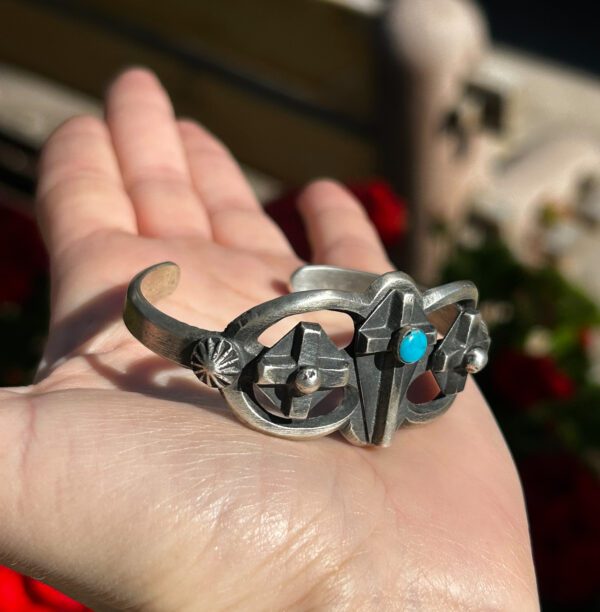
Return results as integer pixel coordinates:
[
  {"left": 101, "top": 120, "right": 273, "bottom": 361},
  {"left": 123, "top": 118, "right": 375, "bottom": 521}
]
[{"left": 191, "top": 336, "right": 241, "bottom": 389}]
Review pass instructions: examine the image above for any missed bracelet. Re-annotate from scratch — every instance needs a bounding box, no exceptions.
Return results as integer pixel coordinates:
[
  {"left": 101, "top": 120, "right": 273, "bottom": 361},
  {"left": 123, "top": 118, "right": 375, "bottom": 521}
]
[{"left": 123, "top": 262, "right": 490, "bottom": 447}]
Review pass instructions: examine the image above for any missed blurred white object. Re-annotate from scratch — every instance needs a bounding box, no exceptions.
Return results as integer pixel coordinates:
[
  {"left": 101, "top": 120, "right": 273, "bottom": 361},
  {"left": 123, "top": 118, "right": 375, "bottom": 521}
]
[
  {"left": 384, "top": 0, "right": 492, "bottom": 280},
  {"left": 524, "top": 327, "right": 553, "bottom": 357},
  {"left": 0, "top": 63, "right": 100, "bottom": 149},
  {"left": 476, "top": 135, "right": 600, "bottom": 263}
]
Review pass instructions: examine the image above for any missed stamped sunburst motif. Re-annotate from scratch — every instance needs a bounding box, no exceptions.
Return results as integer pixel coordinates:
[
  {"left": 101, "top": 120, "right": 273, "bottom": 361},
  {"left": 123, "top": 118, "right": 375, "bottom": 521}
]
[{"left": 191, "top": 336, "right": 241, "bottom": 389}]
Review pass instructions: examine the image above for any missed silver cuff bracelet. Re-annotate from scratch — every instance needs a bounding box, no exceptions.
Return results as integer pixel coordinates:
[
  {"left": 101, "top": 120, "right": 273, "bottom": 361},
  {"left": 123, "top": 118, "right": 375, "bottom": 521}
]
[{"left": 123, "top": 262, "right": 490, "bottom": 447}]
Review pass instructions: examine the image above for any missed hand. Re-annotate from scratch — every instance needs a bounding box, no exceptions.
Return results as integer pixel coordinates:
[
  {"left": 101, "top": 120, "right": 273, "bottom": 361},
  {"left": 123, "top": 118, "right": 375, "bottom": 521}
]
[{"left": 0, "top": 69, "right": 537, "bottom": 611}]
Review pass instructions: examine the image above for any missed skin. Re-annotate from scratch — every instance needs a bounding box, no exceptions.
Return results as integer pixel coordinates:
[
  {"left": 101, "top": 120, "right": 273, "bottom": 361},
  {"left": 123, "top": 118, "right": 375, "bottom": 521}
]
[{"left": 0, "top": 69, "right": 538, "bottom": 611}]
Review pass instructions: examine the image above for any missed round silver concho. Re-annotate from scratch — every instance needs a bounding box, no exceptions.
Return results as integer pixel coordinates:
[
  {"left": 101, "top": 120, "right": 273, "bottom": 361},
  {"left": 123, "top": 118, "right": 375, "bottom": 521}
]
[{"left": 191, "top": 336, "right": 241, "bottom": 389}]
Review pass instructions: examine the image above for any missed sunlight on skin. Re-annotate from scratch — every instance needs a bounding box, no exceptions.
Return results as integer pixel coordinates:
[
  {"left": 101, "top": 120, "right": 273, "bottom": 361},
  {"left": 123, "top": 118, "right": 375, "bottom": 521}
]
[{"left": 0, "top": 69, "right": 538, "bottom": 611}]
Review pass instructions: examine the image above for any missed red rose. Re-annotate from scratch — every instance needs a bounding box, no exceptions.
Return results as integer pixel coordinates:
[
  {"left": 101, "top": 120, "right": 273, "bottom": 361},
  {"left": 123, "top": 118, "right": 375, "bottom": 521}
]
[
  {"left": 491, "top": 349, "right": 575, "bottom": 409},
  {"left": 265, "top": 179, "right": 407, "bottom": 260},
  {"left": 346, "top": 181, "right": 407, "bottom": 247},
  {"left": 24, "top": 577, "right": 88, "bottom": 611},
  {"left": 519, "top": 453, "right": 600, "bottom": 606},
  {"left": 0, "top": 205, "right": 47, "bottom": 305},
  {"left": 0, "top": 566, "right": 88, "bottom": 611}
]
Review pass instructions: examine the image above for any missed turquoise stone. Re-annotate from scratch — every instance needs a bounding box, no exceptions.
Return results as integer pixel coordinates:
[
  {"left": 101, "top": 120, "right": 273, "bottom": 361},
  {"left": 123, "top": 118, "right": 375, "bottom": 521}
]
[{"left": 399, "top": 328, "right": 428, "bottom": 364}]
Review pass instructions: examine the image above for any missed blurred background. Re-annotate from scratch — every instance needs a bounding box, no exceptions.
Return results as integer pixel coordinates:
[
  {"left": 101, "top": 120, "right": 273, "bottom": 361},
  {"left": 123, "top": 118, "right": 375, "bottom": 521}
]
[{"left": 0, "top": 0, "right": 598, "bottom": 610}]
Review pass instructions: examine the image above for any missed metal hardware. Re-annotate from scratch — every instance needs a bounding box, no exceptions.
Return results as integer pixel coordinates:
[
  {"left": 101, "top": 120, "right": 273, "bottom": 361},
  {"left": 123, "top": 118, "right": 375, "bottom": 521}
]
[{"left": 124, "top": 262, "right": 490, "bottom": 447}]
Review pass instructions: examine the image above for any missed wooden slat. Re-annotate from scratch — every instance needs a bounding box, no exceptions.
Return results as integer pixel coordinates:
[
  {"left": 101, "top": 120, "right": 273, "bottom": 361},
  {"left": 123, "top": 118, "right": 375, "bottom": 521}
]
[
  {"left": 0, "top": 0, "right": 378, "bottom": 182},
  {"left": 67, "top": 0, "right": 378, "bottom": 119}
]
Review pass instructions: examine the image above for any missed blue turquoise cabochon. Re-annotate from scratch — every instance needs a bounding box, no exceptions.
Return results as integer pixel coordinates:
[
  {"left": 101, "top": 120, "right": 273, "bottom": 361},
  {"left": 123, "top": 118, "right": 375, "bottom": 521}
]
[{"left": 398, "top": 328, "right": 428, "bottom": 364}]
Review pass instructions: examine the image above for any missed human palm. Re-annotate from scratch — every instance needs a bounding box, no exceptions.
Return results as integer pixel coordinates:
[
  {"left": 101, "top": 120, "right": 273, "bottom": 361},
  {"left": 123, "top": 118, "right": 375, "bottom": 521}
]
[{"left": 0, "top": 69, "right": 537, "bottom": 611}]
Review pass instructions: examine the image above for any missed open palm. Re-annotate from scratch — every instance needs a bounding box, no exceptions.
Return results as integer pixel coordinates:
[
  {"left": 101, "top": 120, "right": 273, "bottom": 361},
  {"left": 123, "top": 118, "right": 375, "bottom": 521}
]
[{"left": 0, "top": 69, "right": 537, "bottom": 611}]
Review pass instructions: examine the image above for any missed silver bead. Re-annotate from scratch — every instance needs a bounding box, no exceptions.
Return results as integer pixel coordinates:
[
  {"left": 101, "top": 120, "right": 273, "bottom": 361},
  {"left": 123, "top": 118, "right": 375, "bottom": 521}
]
[
  {"left": 294, "top": 366, "right": 322, "bottom": 394},
  {"left": 464, "top": 347, "right": 488, "bottom": 374}
]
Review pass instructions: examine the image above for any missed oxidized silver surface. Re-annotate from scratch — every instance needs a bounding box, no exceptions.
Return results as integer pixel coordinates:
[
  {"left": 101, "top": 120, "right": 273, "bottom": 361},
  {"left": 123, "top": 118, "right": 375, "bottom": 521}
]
[
  {"left": 123, "top": 263, "right": 491, "bottom": 447},
  {"left": 190, "top": 336, "right": 241, "bottom": 389}
]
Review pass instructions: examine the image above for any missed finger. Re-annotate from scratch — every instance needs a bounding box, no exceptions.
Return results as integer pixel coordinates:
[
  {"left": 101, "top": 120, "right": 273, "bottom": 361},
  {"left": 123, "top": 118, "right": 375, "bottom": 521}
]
[
  {"left": 36, "top": 115, "right": 136, "bottom": 259},
  {"left": 178, "top": 119, "right": 292, "bottom": 255},
  {"left": 297, "top": 179, "right": 393, "bottom": 273},
  {"left": 106, "top": 68, "right": 210, "bottom": 238}
]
